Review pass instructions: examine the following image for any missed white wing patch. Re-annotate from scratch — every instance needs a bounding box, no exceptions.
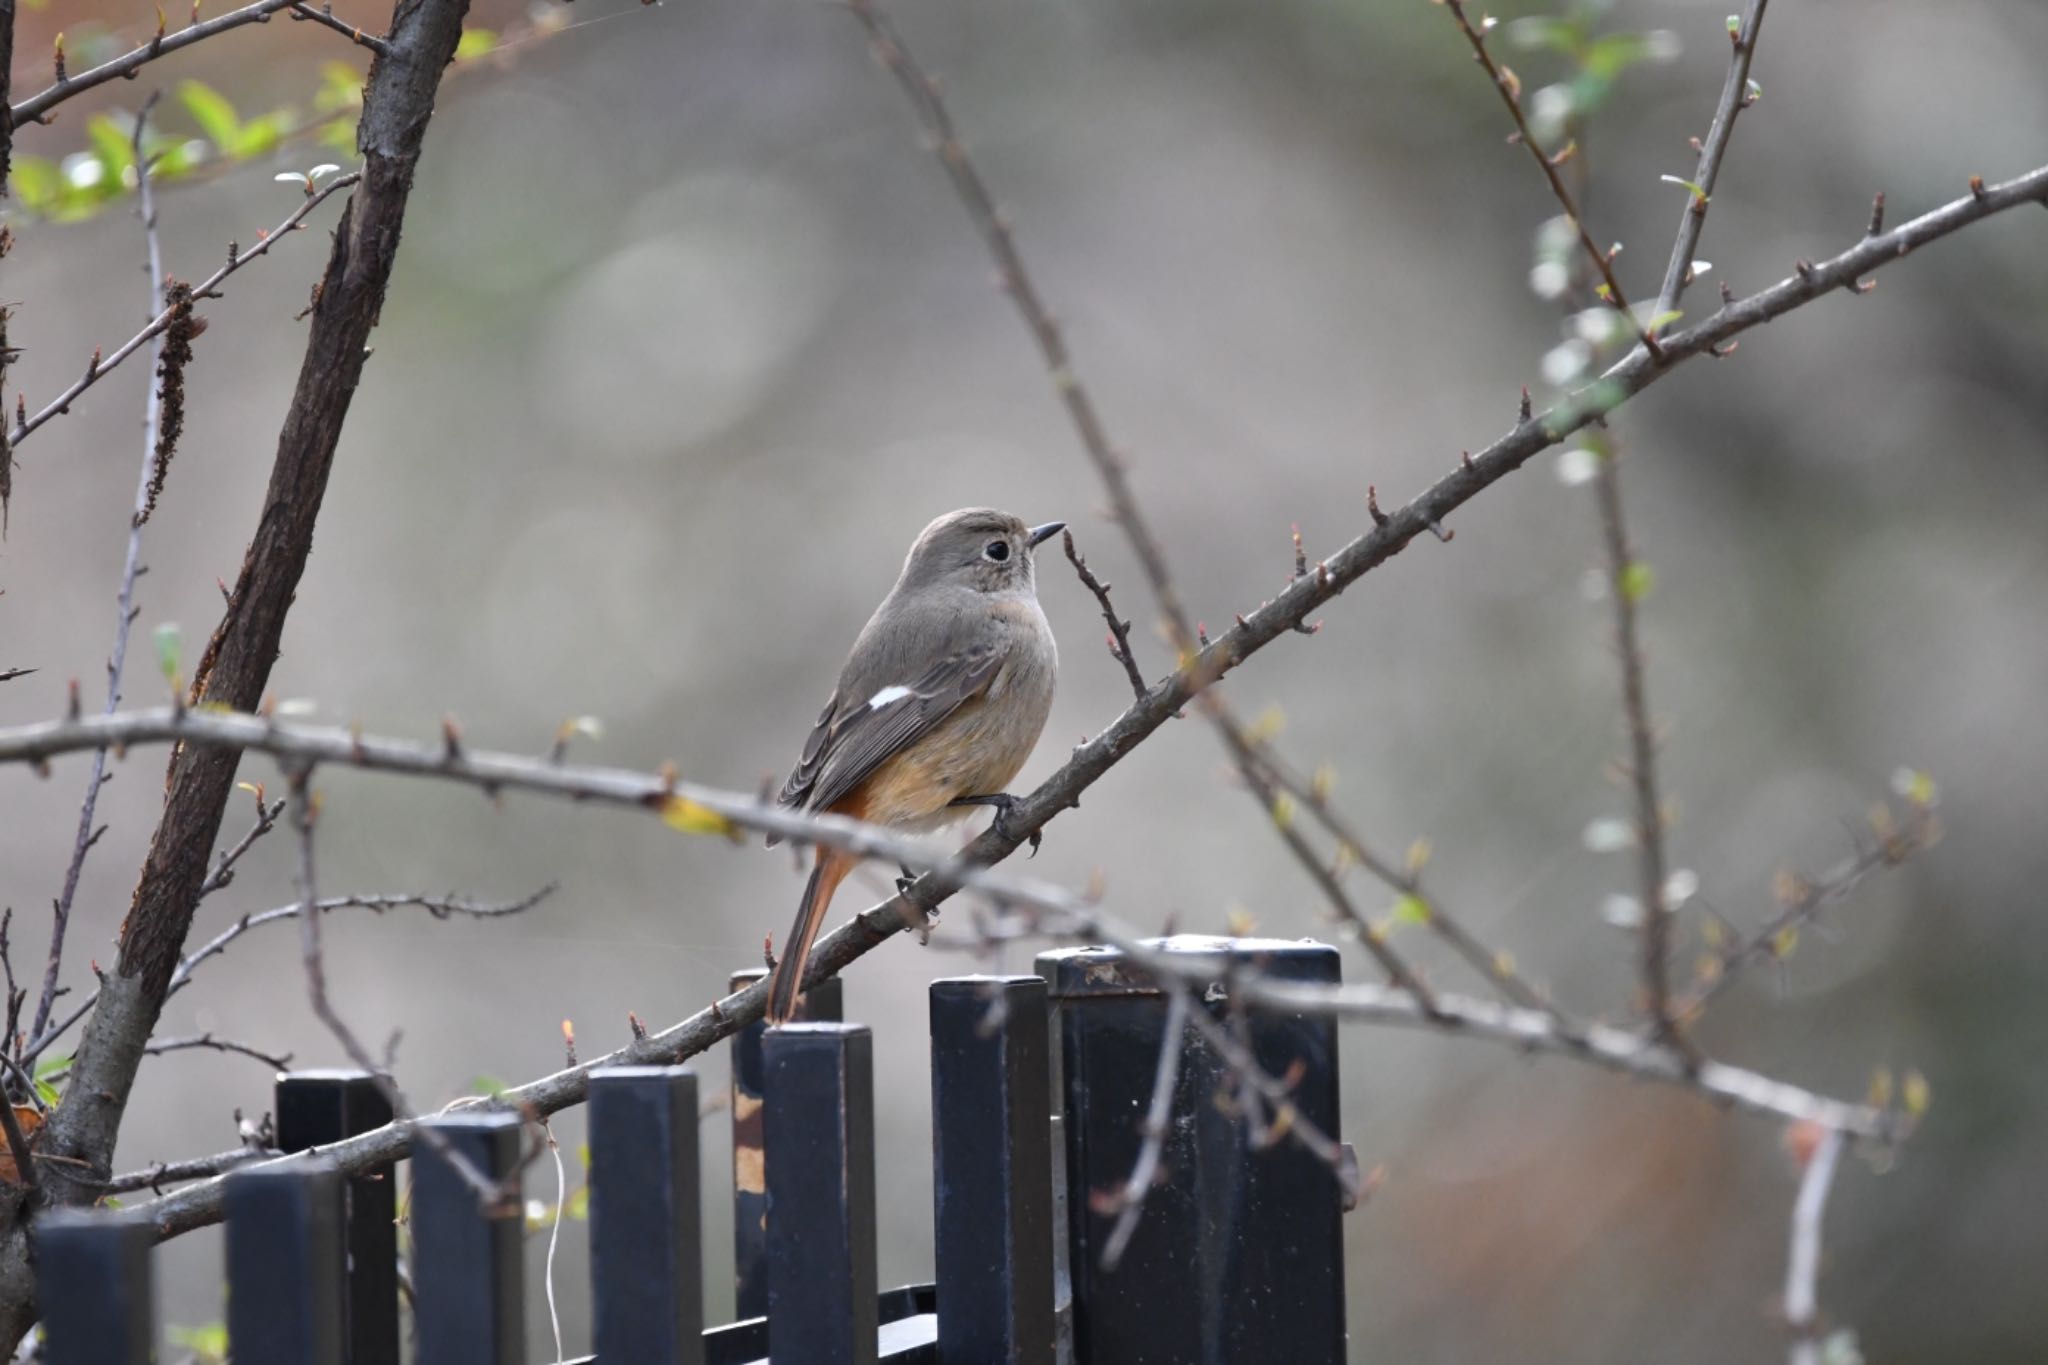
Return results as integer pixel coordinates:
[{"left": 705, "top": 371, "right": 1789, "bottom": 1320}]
[{"left": 866, "top": 684, "right": 914, "bottom": 709}]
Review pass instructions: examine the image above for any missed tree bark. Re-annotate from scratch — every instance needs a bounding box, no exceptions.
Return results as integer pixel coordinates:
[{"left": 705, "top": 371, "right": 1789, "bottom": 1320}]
[{"left": 0, "top": 0, "right": 469, "bottom": 1346}]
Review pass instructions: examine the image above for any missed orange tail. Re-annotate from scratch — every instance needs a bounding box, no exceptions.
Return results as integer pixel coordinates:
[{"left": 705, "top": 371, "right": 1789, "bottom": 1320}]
[{"left": 767, "top": 846, "right": 856, "bottom": 1024}]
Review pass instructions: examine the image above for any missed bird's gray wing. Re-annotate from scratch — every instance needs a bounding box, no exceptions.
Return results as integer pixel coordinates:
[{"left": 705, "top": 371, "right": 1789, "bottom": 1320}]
[{"left": 774, "top": 636, "right": 1007, "bottom": 826}]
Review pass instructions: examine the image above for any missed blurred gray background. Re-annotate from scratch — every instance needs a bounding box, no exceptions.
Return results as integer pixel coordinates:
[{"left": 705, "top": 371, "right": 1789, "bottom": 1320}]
[{"left": 4, "top": 0, "right": 2046, "bottom": 1359}]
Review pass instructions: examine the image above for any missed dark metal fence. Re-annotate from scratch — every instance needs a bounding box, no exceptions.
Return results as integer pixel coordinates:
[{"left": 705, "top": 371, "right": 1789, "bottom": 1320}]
[{"left": 33, "top": 938, "right": 1350, "bottom": 1364}]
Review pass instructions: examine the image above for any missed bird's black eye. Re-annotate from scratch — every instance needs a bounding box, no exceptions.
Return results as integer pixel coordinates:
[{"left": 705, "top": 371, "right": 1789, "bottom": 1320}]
[{"left": 984, "top": 539, "right": 1011, "bottom": 562}]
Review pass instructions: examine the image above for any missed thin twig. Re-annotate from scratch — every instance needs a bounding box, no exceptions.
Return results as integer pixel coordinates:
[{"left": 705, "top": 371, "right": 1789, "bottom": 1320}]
[
  {"left": 1590, "top": 451, "right": 1694, "bottom": 1059},
  {"left": 287, "top": 2, "right": 394, "bottom": 56},
  {"left": 198, "top": 793, "right": 288, "bottom": 898},
  {"left": 172, "top": 887, "right": 554, "bottom": 998},
  {"left": 1679, "top": 798, "right": 1938, "bottom": 1020},
  {"left": 1436, "top": 0, "right": 1664, "bottom": 358},
  {"left": 1653, "top": 0, "right": 1771, "bottom": 323},
  {"left": 844, "top": 0, "right": 1200, "bottom": 651},
  {"left": 288, "top": 771, "right": 506, "bottom": 1207},
  {"left": 1785, "top": 1126, "right": 1846, "bottom": 1365},
  {"left": 1244, "top": 733, "right": 1570, "bottom": 1023},
  {"left": 7, "top": 0, "right": 304, "bottom": 128},
  {"left": 1204, "top": 706, "right": 1439, "bottom": 1009},
  {"left": 1061, "top": 529, "right": 1148, "bottom": 702},
  {"left": 1096, "top": 988, "right": 1189, "bottom": 1269},
  {"left": 40, "top": 1032, "right": 291, "bottom": 1082},
  {"left": 6, "top": 172, "right": 362, "bottom": 450},
  {"left": 32, "top": 95, "right": 171, "bottom": 1046}
]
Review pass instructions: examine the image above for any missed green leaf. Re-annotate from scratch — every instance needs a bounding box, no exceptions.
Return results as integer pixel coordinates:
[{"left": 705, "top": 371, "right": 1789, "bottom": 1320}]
[
  {"left": 169, "top": 1322, "right": 230, "bottom": 1364},
  {"left": 153, "top": 622, "right": 183, "bottom": 685},
  {"left": 178, "top": 79, "right": 243, "bottom": 152},
  {"left": 315, "top": 61, "right": 367, "bottom": 114},
  {"left": 230, "top": 110, "right": 296, "bottom": 159},
  {"left": 1506, "top": 15, "right": 1585, "bottom": 59},
  {"left": 1660, "top": 173, "right": 1708, "bottom": 203},
  {"left": 85, "top": 114, "right": 136, "bottom": 181},
  {"left": 1584, "top": 30, "right": 1678, "bottom": 82},
  {"left": 1620, "top": 560, "right": 1656, "bottom": 603},
  {"left": 7, "top": 155, "right": 62, "bottom": 212},
  {"left": 455, "top": 28, "right": 498, "bottom": 60},
  {"left": 471, "top": 1074, "right": 509, "bottom": 1099},
  {"left": 32, "top": 1054, "right": 68, "bottom": 1107},
  {"left": 1391, "top": 893, "right": 1431, "bottom": 926}
]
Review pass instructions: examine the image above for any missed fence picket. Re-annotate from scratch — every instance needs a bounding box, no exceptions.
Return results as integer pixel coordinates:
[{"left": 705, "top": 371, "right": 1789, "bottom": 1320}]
[
  {"left": 225, "top": 1158, "right": 347, "bottom": 1365},
  {"left": 589, "top": 1066, "right": 704, "bottom": 1365},
  {"left": 413, "top": 1111, "right": 526, "bottom": 1365}
]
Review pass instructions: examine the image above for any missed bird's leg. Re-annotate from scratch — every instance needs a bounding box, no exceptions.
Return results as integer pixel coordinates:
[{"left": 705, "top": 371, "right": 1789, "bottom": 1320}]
[{"left": 949, "top": 792, "right": 1041, "bottom": 855}]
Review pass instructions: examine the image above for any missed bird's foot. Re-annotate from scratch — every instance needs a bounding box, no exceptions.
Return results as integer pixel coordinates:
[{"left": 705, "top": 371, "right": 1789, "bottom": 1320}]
[{"left": 950, "top": 791, "right": 1041, "bottom": 856}]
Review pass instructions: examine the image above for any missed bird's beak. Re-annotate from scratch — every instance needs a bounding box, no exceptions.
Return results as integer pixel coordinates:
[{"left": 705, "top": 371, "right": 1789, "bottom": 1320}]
[{"left": 1027, "top": 521, "right": 1066, "bottom": 548}]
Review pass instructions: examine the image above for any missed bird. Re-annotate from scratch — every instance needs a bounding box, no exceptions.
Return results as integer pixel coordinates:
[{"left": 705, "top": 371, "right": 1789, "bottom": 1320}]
[{"left": 765, "top": 508, "right": 1063, "bottom": 1023}]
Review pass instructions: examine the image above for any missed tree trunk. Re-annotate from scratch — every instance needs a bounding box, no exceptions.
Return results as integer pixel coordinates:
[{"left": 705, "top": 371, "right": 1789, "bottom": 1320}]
[{"left": 0, "top": 0, "right": 470, "bottom": 1346}]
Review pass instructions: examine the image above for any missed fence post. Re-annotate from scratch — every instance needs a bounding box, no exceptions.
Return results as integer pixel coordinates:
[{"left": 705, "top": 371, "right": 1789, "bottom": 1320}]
[
  {"left": 33, "top": 1207, "right": 155, "bottom": 1365},
  {"left": 729, "top": 967, "right": 841, "bottom": 1321},
  {"left": 589, "top": 1066, "right": 704, "bottom": 1365},
  {"left": 929, "top": 976, "right": 1056, "bottom": 1365},
  {"left": 412, "top": 1111, "right": 526, "bottom": 1365},
  {"left": 226, "top": 1158, "right": 347, "bottom": 1365},
  {"left": 276, "top": 1069, "right": 398, "bottom": 1365},
  {"left": 764, "top": 1021, "right": 877, "bottom": 1365},
  {"left": 1039, "top": 936, "right": 1348, "bottom": 1365}
]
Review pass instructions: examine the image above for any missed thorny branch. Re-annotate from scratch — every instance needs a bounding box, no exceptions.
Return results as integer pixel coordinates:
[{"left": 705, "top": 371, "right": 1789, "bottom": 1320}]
[
  {"left": 8, "top": 0, "right": 307, "bottom": 130},
  {"left": 1060, "top": 530, "right": 1148, "bottom": 702},
  {"left": 126, "top": 830, "right": 1911, "bottom": 1245},
  {"left": 0, "top": 707, "right": 1906, "bottom": 1134},
  {"left": 5, "top": 172, "right": 361, "bottom": 451},
  {"left": 100, "top": 1144, "right": 283, "bottom": 1197},
  {"left": 1653, "top": 0, "right": 1771, "bottom": 322}
]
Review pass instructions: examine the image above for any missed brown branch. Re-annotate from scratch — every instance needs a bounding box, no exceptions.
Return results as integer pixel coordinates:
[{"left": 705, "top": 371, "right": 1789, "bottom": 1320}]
[
  {"left": 20, "top": 882, "right": 543, "bottom": 1069},
  {"left": 288, "top": 2, "right": 394, "bottom": 56},
  {"left": 1436, "top": 0, "right": 1664, "bottom": 359},
  {"left": 1589, "top": 449, "right": 1694, "bottom": 1058},
  {"left": 41, "top": 1032, "right": 291, "bottom": 1083},
  {"left": 1653, "top": 0, "right": 1771, "bottom": 322},
  {"left": 0, "top": 0, "right": 16, "bottom": 190},
  {"left": 100, "top": 1144, "right": 283, "bottom": 1196},
  {"left": 1061, "top": 530, "right": 1148, "bottom": 702},
  {"left": 6, "top": 172, "right": 361, "bottom": 451},
  {"left": 173, "top": 886, "right": 553, "bottom": 999},
  {"left": 198, "top": 793, "right": 287, "bottom": 898},
  {"left": 131, "top": 866, "right": 1899, "bottom": 1246},
  {"left": 7, "top": 0, "right": 303, "bottom": 129},
  {"left": 30, "top": 0, "right": 475, "bottom": 1302}
]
